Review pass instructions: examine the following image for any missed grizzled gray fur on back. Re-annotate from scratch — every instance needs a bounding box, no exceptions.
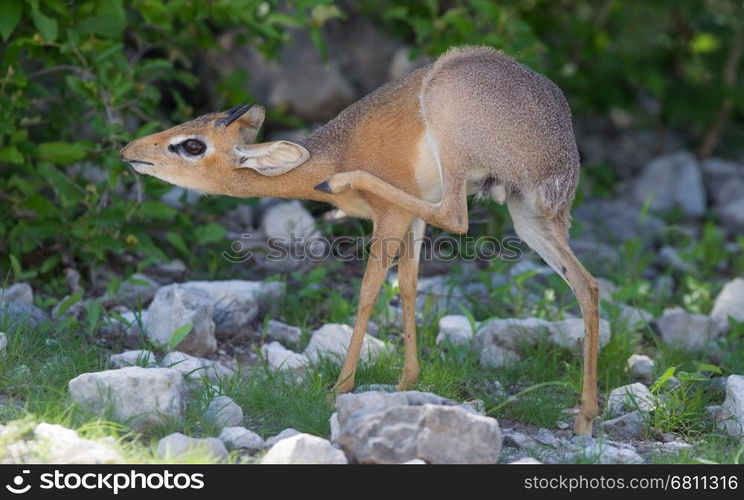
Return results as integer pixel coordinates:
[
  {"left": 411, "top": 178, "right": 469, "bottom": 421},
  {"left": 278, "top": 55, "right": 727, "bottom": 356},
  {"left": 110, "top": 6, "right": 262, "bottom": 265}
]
[
  {"left": 304, "top": 46, "right": 580, "bottom": 217},
  {"left": 420, "top": 46, "right": 580, "bottom": 217}
]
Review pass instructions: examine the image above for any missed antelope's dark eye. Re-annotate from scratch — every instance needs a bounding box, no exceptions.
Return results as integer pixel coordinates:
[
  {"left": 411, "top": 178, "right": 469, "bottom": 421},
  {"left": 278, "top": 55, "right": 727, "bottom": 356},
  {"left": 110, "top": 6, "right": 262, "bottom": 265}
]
[{"left": 181, "top": 139, "right": 206, "bottom": 156}]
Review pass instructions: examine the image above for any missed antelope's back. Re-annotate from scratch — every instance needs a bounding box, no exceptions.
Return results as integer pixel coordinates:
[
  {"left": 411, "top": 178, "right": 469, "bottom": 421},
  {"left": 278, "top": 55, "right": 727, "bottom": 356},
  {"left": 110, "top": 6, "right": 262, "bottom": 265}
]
[{"left": 420, "top": 46, "right": 581, "bottom": 214}]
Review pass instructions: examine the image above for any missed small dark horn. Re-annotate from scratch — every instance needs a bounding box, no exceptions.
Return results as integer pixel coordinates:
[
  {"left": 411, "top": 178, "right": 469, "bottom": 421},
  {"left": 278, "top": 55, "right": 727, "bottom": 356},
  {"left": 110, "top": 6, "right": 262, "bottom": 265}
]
[
  {"left": 215, "top": 102, "right": 254, "bottom": 128},
  {"left": 223, "top": 101, "right": 248, "bottom": 115}
]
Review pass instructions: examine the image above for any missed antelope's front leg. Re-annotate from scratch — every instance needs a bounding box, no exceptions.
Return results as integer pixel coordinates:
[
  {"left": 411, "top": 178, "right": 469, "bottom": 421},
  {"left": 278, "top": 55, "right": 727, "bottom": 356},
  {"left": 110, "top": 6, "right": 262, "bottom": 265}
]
[
  {"left": 331, "top": 211, "right": 412, "bottom": 395},
  {"left": 395, "top": 218, "right": 425, "bottom": 390},
  {"left": 315, "top": 169, "right": 469, "bottom": 234}
]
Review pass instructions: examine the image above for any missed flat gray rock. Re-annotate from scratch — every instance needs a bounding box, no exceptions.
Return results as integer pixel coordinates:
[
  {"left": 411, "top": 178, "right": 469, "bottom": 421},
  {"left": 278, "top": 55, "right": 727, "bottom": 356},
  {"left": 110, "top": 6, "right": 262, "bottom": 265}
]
[
  {"left": 261, "top": 341, "right": 309, "bottom": 374},
  {"left": 219, "top": 426, "right": 265, "bottom": 452},
  {"left": 711, "top": 278, "right": 744, "bottom": 333},
  {"left": 719, "top": 198, "right": 744, "bottom": 233},
  {"left": 580, "top": 441, "right": 644, "bottom": 464},
  {"left": 600, "top": 411, "right": 645, "bottom": 440},
  {"left": 654, "top": 307, "right": 720, "bottom": 351},
  {"left": 182, "top": 280, "right": 285, "bottom": 337},
  {"left": 158, "top": 432, "right": 228, "bottom": 461},
  {"left": 304, "top": 323, "right": 389, "bottom": 364},
  {"left": 627, "top": 354, "right": 655, "bottom": 380},
  {"left": 606, "top": 383, "right": 656, "bottom": 417},
  {"left": 339, "top": 404, "right": 502, "bottom": 464},
  {"left": 145, "top": 284, "right": 216, "bottom": 356},
  {"left": 573, "top": 200, "right": 664, "bottom": 244},
  {"left": 716, "top": 375, "right": 744, "bottom": 439},
  {"left": 205, "top": 396, "right": 243, "bottom": 428},
  {"left": 335, "top": 390, "right": 466, "bottom": 427},
  {"left": 265, "top": 319, "right": 302, "bottom": 347},
  {"left": 632, "top": 151, "right": 706, "bottom": 216},
  {"left": 69, "top": 367, "right": 186, "bottom": 431},
  {"left": 0, "top": 283, "right": 33, "bottom": 306},
  {"left": 260, "top": 433, "right": 347, "bottom": 464},
  {"left": 265, "top": 428, "right": 301, "bottom": 448},
  {"left": 161, "top": 351, "right": 235, "bottom": 384},
  {"left": 547, "top": 318, "right": 611, "bottom": 353},
  {"left": 1, "top": 422, "right": 122, "bottom": 464},
  {"left": 106, "top": 273, "right": 160, "bottom": 308},
  {"left": 436, "top": 314, "right": 475, "bottom": 345},
  {"left": 0, "top": 301, "right": 49, "bottom": 329},
  {"left": 109, "top": 350, "right": 157, "bottom": 368}
]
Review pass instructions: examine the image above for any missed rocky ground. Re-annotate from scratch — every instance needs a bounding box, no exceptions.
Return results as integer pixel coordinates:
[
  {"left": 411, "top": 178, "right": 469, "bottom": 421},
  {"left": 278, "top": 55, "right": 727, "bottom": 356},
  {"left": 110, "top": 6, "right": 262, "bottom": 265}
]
[{"left": 1, "top": 161, "right": 743, "bottom": 462}]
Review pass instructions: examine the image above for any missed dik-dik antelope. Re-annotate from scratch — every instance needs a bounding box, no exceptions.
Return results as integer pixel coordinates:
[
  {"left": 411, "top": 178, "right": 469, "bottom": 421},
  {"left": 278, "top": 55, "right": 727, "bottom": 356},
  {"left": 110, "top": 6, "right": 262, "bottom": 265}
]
[{"left": 121, "top": 46, "right": 600, "bottom": 435}]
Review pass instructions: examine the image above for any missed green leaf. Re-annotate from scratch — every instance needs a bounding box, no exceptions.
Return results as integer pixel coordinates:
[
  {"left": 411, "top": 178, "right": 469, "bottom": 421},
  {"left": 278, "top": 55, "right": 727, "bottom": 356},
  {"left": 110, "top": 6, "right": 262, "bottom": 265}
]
[
  {"left": 168, "top": 323, "right": 193, "bottom": 350},
  {"left": 650, "top": 366, "right": 676, "bottom": 393},
  {"left": 166, "top": 232, "right": 189, "bottom": 254},
  {"left": 36, "top": 142, "right": 88, "bottom": 164},
  {"left": 690, "top": 32, "right": 719, "bottom": 54},
  {"left": 85, "top": 299, "right": 103, "bottom": 335},
  {"left": 9, "top": 253, "right": 22, "bottom": 279},
  {"left": 137, "top": 1, "right": 170, "bottom": 26},
  {"left": 40, "top": 255, "right": 60, "bottom": 274},
  {"left": 32, "top": 6, "right": 58, "bottom": 41},
  {"left": 76, "top": 0, "right": 126, "bottom": 37},
  {"left": 0, "top": 145, "right": 24, "bottom": 164},
  {"left": 127, "top": 277, "right": 151, "bottom": 287},
  {"left": 138, "top": 201, "right": 177, "bottom": 221},
  {"left": 195, "top": 223, "right": 227, "bottom": 245},
  {"left": 514, "top": 269, "right": 539, "bottom": 285},
  {"left": 695, "top": 362, "right": 722, "bottom": 375},
  {"left": 424, "top": 0, "right": 439, "bottom": 16},
  {"left": 308, "top": 27, "right": 327, "bottom": 60},
  {"left": 383, "top": 6, "right": 408, "bottom": 20},
  {"left": 55, "top": 292, "right": 83, "bottom": 317},
  {"left": 310, "top": 5, "right": 345, "bottom": 25},
  {"left": 0, "top": 0, "right": 23, "bottom": 41},
  {"left": 677, "top": 371, "right": 709, "bottom": 382},
  {"left": 9, "top": 252, "right": 37, "bottom": 279}
]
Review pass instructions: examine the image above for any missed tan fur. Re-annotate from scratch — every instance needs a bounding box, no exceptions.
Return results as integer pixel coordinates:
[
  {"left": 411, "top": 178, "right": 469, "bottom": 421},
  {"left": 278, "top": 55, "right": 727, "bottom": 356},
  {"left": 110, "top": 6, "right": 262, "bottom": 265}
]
[{"left": 121, "top": 46, "right": 599, "bottom": 436}]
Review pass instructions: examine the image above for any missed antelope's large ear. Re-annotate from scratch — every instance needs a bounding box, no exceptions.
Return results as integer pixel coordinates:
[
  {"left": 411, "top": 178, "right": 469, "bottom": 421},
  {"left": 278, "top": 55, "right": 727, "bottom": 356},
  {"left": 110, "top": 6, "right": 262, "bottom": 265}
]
[
  {"left": 235, "top": 140, "right": 309, "bottom": 176},
  {"left": 237, "top": 105, "right": 265, "bottom": 143}
]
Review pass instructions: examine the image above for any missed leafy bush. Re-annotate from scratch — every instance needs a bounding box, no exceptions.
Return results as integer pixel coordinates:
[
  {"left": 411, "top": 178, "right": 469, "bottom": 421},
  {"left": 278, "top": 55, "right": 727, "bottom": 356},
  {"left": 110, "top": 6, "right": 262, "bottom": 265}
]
[
  {"left": 366, "top": 0, "right": 744, "bottom": 154},
  {"left": 0, "top": 0, "right": 336, "bottom": 289}
]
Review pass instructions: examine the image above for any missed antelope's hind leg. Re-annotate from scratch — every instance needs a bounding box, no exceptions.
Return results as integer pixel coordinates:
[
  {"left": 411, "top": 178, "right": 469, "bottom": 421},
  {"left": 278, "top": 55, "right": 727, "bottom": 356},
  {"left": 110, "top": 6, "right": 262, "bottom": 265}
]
[{"left": 506, "top": 194, "right": 600, "bottom": 436}]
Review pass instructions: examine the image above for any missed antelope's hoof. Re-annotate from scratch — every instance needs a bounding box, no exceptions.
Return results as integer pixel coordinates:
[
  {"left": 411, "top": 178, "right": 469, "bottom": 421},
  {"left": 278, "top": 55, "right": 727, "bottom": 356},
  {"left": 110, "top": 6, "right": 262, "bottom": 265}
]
[
  {"left": 573, "top": 414, "right": 594, "bottom": 436},
  {"left": 396, "top": 373, "right": 420, "bottom": 391},
  {"left": 315, "top": 175, "right": 352, "bottom": 195},
  {"left": 325, "top": 391, "right": 337, "bottom": 406},
  {"left": 328, "top": 376, "right": 355, "bottom": 402},
  {"left": 314, "top": 180, "right": 333, "bottom": 193}
]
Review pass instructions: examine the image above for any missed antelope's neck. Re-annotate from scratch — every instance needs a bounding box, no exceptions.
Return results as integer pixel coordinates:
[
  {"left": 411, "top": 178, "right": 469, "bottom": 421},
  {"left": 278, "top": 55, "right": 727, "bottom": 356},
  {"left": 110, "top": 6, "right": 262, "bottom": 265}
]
[{"left": 224, "top": 145, "right": 340, "bottom": 203}]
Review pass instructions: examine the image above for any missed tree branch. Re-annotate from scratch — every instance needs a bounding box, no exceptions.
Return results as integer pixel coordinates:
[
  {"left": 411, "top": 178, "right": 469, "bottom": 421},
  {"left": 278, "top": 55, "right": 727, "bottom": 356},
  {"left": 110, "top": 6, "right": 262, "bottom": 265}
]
[{"left": 699, "top": 22, "right": 744, "bottom": 159}]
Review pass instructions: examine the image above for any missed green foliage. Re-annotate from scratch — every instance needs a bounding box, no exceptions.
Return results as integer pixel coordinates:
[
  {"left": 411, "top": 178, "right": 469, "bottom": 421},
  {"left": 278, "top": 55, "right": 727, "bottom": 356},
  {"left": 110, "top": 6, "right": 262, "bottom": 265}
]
[
  {"left": 0, "top": 0, "right": 335, "bottom": 288},
  {"left": 378, "top": 0, "right": 545, "bottom": 67},
  {"left": 366, "top": 0, "right": 744, "bottom": 143},
  {"left": 167, "top": 323, "right": 193, "bottom": 351}
]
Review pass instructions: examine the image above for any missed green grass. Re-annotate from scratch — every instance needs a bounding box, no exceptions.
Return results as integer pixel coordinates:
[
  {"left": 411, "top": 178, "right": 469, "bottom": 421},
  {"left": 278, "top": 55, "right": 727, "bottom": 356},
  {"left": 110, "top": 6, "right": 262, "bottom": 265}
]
[
  {"left": 654, "top": 437, "right": 744, "bottom": 465},
  {"left": 1, "top": 236, "right": 743, "bottom": 463}
]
